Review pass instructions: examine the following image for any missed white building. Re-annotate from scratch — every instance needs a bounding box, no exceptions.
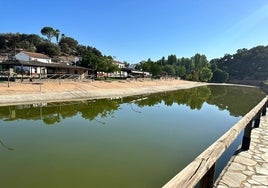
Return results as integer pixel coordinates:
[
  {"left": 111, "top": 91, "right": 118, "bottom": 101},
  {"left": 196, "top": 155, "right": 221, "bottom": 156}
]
[
  {"left": 15, "top": 51, "right": 51, "bottom": 63},
  {"left": 110, "top": 60, "right": 127, "bottom": 77},
  {"left": 14, "top": 51, "right": 52, "bottom": 76},
  {"left": 113, "top": 61, "right": 126, "bottom": 69}
]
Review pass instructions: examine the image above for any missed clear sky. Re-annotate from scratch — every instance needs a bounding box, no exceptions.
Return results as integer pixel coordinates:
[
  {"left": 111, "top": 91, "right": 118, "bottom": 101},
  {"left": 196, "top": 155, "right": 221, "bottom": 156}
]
[{"left": 1, "top": 0, "right": 268, "bottom": 63}]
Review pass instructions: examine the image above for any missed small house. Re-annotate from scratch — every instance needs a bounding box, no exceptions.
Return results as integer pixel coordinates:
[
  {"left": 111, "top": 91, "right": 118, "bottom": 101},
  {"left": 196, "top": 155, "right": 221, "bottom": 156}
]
[{"left": 15, "top": 51, "right": 52, "bottom": 63}]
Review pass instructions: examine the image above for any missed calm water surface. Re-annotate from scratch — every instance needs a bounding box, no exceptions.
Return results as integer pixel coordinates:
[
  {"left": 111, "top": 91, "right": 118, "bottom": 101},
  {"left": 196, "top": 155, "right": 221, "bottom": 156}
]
[{"left": 0, "top": 85, "right": 265, "bottom": 188}]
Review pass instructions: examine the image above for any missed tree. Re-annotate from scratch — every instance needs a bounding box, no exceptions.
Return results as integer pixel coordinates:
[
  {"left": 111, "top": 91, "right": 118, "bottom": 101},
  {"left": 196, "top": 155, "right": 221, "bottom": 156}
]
[
  {"left": 199, "top": 67, "right": 213, "bottom": 82},
  {"left": 167, "top": 54, "right": 177, "bottom": 65},
  {"left": 99, "top": 56, "right": 119, "bottom": 75},
  {"left": 27, "top": 34, "right": 42, "bottom": 49},
  {"left": 55, "top": 29, "right": 60, "bottom": 43},
  {"left": 41, "top": 27, "right": 56, "bottom": 42},
  {"left": 209, "top": 61, "right": 218, "bottom": 72},
  {"left": 163, "top": 65, "right": 176, "bottom": 76},
  {"left": 58, "top": 36, "right": 78, "bottom": 55},
  {"left": 193, "top": 54, "right": 208, "bottom": 71},
  {"left": 124, "top": 61, "right": 130, "bottom": 68},
  {"left": 36, "top": 42, "right": 60, "bottom": 57},
  {"left": 139, "top": 59, "right": 152, "bottom": 72},
  {"left": 76, "top": 45, "right": 87, "bottom": 56},
  {"left": 78, "top": 49, "right": 105, "bottom": 79},
  {"left": 0, "top": 33, "right": 20, "bottom": 54},
  {"left": 177, "top": 66, "right": 186, "bottom": 78},
  {"left": 151, "top": 63, "right": 162, "bottom": 76},
  {"left": 80, "top": 51, "right": 100, "bottom": 68},
  {"left": 211, "top": 69, "right": 229, "bottom": 83},
  {"left": 183, "top": 58, "right": 195, "bottom": 75},
  {"left": 0, "top": 33, "right": 45, "bottom": 52},
  {"left": 161, "top": 56, "right": 166, "bottom": 65}
]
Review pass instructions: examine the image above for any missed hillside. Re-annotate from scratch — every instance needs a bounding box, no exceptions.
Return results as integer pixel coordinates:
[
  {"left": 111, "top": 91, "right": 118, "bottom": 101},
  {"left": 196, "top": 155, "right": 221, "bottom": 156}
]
[
  {"left": 211, "top": 45, "right": 268, "bottom": 82},
  {"left": 0, "top": 32, "right": 103, "bottom": 62},
  {"left": 0, "top": 32, "right": 121, "bottom": 74}
]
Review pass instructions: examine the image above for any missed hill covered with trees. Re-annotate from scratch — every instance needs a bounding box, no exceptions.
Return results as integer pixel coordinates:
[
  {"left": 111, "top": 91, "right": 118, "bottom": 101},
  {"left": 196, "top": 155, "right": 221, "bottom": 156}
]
[
  {"left": 0, "top": 27, "right": 119, "bottom": 74},
  {"left": 210, "top": 45, "right": 268, "bottom": 82},
  {"left": 0, "top": 31, "right": 84, "bottom": 57},
  {"left": 137, "top": 45, "right": 268, "bottom": 83}
]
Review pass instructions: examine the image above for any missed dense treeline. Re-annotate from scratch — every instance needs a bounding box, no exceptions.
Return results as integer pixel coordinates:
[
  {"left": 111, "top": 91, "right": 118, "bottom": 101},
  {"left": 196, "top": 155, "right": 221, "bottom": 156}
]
[
  {"left": 210, "top": 45, "right": 268, "bottom": 81},
  {"left": 136, "top": 54, "right": 228, "bottom": 82},
  {"left": 136, "top": 45, "right": 268, "bottom": 83}
]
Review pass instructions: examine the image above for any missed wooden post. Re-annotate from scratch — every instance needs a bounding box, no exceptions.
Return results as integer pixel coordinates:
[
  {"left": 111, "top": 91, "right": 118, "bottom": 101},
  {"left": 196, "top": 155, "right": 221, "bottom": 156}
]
[
  {"left": 254, "top": 112, "right": 261, "bottom": 128},
  {"left": 261, "top": 103, "right": 267, "bottom": 116},
  {"left": 241, "top": 121, "right": 252, "bottom": 150},
  {"left": 59, "top": 73, "right": 61, "bottom": 85},
  {"left": 200, "top": 163, "right": 216, "bottom": 188},
  {"left": 7, "top": 72, "right": 10, "bottom": 88}
]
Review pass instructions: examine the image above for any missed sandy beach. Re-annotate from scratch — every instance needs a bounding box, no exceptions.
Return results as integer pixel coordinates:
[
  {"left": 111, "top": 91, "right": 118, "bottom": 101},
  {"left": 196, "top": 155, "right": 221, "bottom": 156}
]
[{"left": 0, "top": 79, "right": 208, "bottom": 106}]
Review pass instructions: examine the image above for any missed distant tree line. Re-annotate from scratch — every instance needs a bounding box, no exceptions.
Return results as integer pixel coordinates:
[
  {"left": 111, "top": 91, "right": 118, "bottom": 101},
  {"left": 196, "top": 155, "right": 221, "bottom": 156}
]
[
  {"left": 136, "top": 54, "right": 228, "bottom": 83},
  {"left": 135, "top": 45, "right": 268, "bottom": 83}
]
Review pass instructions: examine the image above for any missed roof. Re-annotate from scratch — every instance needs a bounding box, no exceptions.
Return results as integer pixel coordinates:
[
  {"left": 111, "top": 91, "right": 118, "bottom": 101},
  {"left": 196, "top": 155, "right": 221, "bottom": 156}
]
[
  {"left": 1, "top": 60, "right": 90, "bottom": 70},
  {"left": 113, "top": 60, "right": 125, "bottom": 65},
  {"left": 20, "top": 51, "right": 51, "bottom": 59}
]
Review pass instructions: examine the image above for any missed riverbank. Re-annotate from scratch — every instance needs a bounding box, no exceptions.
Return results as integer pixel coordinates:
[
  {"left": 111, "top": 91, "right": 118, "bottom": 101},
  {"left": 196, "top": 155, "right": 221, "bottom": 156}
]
[{"left": 0, "top": 79, "right": 209, "bottom": 106}]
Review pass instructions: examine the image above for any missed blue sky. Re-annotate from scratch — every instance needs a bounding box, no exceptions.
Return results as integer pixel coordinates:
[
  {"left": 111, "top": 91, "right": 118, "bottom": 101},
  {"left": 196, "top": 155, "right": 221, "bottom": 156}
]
[{"left": 1, "top": 0, "right": 268, "bottom": 63}]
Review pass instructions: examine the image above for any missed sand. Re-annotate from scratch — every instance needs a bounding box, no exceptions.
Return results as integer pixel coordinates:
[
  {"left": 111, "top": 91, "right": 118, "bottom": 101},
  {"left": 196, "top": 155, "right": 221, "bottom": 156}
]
[{"left": 0, "top": 79, "right": 208, "bottom": 106}]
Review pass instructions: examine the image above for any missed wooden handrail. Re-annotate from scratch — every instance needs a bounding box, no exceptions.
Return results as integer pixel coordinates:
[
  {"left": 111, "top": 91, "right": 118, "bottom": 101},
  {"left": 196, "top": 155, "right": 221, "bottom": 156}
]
[{"left": 163, "top": 96, "right": 268, "bottom": 188}]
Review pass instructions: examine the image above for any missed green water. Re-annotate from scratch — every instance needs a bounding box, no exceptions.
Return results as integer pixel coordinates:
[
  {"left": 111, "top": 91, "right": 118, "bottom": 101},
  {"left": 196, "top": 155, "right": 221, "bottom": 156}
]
[{"left": 0, "top": 85, "right": 265, "bottom": 188}]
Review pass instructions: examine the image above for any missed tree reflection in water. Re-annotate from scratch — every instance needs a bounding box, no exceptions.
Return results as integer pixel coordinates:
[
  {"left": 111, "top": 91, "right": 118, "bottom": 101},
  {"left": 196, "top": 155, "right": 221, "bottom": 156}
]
[
  {"left": 129, "top": 103, "right": 142, "bottom": 113},
  {"left": 0, "top": 85, "right": 265, "bottom": 125}
]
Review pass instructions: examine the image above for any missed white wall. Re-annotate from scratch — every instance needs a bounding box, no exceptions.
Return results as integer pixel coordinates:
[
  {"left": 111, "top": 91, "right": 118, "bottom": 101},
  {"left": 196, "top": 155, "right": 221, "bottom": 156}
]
[
  {"left": 15, "top": 52, "right": 30, "bottom": 61},
  {"left": 15, "top": 52, "right": 51, "bottom": 63},
  {"left": 29, "top": 67, "right": 47, "bottom": 78},
  {"left": 29, "top": 57, "right": 51, "bottom": 63}
]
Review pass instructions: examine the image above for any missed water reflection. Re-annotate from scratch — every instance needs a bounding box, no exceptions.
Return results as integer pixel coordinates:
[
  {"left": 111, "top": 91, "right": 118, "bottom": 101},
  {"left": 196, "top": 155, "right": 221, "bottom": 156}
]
[
  {"left": 0, "top": 139, "right": 14, "bottom": 151},
  {"left": 0, "top": 85, "right": 265, "bottom": 125}
]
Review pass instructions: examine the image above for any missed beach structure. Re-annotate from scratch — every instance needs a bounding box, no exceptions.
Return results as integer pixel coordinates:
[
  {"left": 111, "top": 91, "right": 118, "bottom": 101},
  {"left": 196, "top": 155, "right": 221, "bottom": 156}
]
[{"left": 0, "top": 51, "right": 90, "bottom": 80}]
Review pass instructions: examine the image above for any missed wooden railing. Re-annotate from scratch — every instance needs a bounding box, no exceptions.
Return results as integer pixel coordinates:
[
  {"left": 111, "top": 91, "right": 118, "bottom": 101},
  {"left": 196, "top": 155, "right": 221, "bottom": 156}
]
[{"left": 163, "top": 96, "right": 268, "bottom": 188}]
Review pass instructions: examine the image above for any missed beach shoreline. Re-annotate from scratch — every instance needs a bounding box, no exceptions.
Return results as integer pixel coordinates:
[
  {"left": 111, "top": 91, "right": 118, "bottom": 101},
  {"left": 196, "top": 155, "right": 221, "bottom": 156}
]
[{"left": 0, "top": 79, "right": 209, "bottom": 106}]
